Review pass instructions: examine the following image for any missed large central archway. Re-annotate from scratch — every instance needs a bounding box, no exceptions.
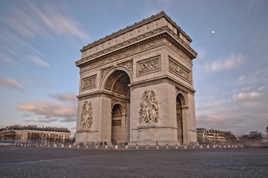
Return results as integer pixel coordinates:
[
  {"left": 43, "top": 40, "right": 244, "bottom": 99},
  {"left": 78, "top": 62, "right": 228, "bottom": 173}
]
[{"left": 104, "top": 70, "right": 130, "bottom": 145}]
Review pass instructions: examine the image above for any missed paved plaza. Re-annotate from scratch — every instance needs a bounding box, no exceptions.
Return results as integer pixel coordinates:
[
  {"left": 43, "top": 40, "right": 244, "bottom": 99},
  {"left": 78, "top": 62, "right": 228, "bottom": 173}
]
[{"left": 0, "top": 146, "right": 268, "bottom": 178}]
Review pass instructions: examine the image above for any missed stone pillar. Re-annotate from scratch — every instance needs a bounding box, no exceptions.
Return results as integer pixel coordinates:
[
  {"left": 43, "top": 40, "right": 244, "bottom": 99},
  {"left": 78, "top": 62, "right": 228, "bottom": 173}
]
[
  {"left": 99, "top": 95, "right": 112, "bottom": 144},
  {"left": 130, "top": 81, "right": 179, "bottom": 145}
]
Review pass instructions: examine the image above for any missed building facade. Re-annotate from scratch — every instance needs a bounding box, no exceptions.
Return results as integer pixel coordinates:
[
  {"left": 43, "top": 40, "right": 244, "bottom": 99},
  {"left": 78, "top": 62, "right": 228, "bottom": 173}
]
[
  {"left": 75, "top": 11, "right": 198, "bottom": 146},
  {"left": 0, "top": 125, "right": 71, "bottom": 143},
  {"left": 197, "top": 128, "right": 237, "bottom": 144}
]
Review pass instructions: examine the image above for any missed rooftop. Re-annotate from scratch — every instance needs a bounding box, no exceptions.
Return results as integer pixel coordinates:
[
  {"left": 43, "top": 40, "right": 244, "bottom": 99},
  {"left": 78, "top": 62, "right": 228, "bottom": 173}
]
[
  {"left": 81, "top": 11, "right": 192, "bottom": 52},
  {"left": 0, "top": 125, "right": 70, "bottom": 133}
]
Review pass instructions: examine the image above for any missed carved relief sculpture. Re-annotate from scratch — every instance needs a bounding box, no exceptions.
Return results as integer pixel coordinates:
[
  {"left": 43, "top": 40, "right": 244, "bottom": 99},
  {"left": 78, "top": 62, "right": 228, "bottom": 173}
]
[
  {"left": 80, "top": 101, "right": 93, "bottom": 129},
  {"left": 168, "top": 56, "right": 191, "bottom": 83},
  {"left": 136, "top": 55, "right": 161, "bottom": 77},
  {"left": 81, "top": 75, "right": 96, "bottom": 91},
  {"left": 139, "top": 90, "right": 159, "bottom": 124}
]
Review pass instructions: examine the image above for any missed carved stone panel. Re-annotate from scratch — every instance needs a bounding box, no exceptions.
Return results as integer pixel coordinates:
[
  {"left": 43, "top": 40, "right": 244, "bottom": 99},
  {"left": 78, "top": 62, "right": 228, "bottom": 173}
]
[
  {"left": 81, "top": 75, "right": 96, "bottom": 91},
  {"left": 136, "top": 55, "right": 161, "bottom": 77},
  {"left": 168, "top": 56, "right": 191, "bottom": 83},
  {"left": 80, "top": 101, "right": 93, "bottom": 129},
  {"left": 139, "top": 90, "right": 159, "bottom": 124}
]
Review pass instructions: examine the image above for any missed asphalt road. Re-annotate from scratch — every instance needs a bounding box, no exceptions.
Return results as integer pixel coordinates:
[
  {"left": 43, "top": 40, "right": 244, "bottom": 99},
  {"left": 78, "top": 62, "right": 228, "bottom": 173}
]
[{"left": 0, "top": 147, "right": 268, "bottom": 178}]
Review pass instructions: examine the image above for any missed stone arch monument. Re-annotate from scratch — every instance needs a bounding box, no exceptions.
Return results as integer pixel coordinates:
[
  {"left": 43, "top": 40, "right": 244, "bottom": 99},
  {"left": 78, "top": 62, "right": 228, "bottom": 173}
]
[{"left": 75, "top": 11, "right": 198, "bottom": 145}]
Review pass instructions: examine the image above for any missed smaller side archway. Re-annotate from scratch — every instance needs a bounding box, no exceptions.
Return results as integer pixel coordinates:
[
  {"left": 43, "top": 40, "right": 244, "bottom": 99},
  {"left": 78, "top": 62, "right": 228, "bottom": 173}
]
[
  {"left": 176, "top": 93, "right": 185, "bottom": 145},
  {"left": 111, "top": 104, "right": 124, "bottom": 145}
]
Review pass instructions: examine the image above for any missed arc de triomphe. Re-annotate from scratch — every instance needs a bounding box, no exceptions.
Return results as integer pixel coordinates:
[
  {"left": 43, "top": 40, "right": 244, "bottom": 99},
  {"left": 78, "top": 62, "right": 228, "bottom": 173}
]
[{"left": 75, "top": 11, "right": 198, "bottom": 146}]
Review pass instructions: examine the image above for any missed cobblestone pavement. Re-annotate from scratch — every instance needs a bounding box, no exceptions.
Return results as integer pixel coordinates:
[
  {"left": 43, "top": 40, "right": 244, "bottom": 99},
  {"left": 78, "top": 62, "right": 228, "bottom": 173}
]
[{"left": 0, "top": 147, "right": 268, "bottom": 178}]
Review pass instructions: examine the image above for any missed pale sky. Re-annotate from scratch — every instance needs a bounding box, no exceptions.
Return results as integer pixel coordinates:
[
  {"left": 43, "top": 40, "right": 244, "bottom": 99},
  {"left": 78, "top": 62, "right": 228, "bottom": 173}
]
[{"left": 0, "top": 0, "right": 267, "bottom": 135}]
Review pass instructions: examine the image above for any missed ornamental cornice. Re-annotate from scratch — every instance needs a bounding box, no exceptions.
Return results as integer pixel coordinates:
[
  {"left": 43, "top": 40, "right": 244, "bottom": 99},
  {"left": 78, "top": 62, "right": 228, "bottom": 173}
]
[{"left": 76, "top": 27, "right": 197, "bottom": 67}]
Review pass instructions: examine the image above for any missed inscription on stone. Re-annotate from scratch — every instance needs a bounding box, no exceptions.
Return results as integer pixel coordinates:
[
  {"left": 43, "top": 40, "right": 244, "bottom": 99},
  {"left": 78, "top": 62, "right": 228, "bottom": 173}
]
[
  {"left": 136, "top": 55, "right": 161, "bottom": 77},
  {"left": 81, "top": 75, "right": 96, "bottom": 90},
  {"left": 169, "top": 56, "right": 191, "bottom": 82}
]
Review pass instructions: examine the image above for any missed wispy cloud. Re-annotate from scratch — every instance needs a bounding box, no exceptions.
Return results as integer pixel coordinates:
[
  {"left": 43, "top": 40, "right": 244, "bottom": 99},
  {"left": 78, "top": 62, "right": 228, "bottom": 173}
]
[
  {"left": 206, "top": 53, "right": 244, "bottom": 72},
  {"left": 17, "top": 92, "right": 77, "bottom": 124},
  {"left": 28, "top": 55, "right": 50, "bottom": 68},
  {"left": 1, "top": 2, "right": 89, "bottom": 41},
  {"left": 50, "top": 93, "right": 76, "bottom": 103},
  {"left": 17, "top": 101, "right": 76, "bottom": 120},
  {"left": 233, "top": 91, "right": 261, "bottom": 101},
  {"left": 0, "top": 77, "right": 23, "bottom": 90},
  {"left": 196, "top": 89, "right": 268, "bottom": 135}
]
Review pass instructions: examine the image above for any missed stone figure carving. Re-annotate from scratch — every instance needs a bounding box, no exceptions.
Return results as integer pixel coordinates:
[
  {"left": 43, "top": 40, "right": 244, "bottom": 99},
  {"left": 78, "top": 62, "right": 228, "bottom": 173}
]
[
  {"left": 136, "top": 56, "right": 160, "bottom": 77},
  {"left": 80, "top": 101, "right": 93, "bottom": 129},
  {"left": 139, "top": 90, "right": 159, "bottom": 124},
  {"left": 81, "top": 75, "right": 96, "bottom": 90},
  {"left": 169, "top": 57, "right": 191, "bottom": 82}
]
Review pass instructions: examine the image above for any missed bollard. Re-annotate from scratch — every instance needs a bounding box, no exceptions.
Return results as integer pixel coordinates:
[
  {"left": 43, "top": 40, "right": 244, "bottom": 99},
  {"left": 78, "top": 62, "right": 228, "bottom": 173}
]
[{"left": 166, "top": 144, "right": 169, "bottom": 149}]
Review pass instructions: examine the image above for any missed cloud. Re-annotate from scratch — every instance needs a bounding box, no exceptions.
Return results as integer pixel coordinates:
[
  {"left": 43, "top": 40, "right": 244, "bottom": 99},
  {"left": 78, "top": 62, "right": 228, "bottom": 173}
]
[
  {"left": 1, "top": 2, "right": 89, "bottom": 40},
  {"left": 197, "top": 99, "right": 229, "bottom": 112},
  {"left": 238, "top": 69, "right": 268, "bottom": 87},
  {"left": 28, "top": 55, "right": 50, "bottom": 68},
  {"left": 38, "top": 12, "right": 89, "bottom": 40},
  {"left": 196, "top": 89, "right": 268, "bottom": 135},
  {"left": 17, "top": 101, "right": 76, "bottom": 120},
  {"left": 233, "top": 91, "right": 261, "bottom": 101},
  {"left": 207, "top": 53, "right": 244, "bottom": 72},
  {"left": 51, "top": 93, "right": 77, "bottom": 102},
  {"left": 0, "top": 77, "right": 23, "bottom": 89}
]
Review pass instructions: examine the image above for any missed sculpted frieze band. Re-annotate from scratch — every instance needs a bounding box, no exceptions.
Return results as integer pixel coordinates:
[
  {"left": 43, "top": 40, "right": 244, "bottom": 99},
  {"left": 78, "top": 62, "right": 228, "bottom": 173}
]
[
  {"left": 78, "top": 27, "right": 167, "bottom": 66},
  {"left": 80, "top": 36, "right": 166, "bottom": 75},
  {"left": 136, "top": 55, "right": 161, "bottom": 77},
  {"left": 168, "top": 56, "right": 191, "bottom": 83},
  {"left": 81, "top": 74, "right": 96, "bottom": 91},
  {"left": 82, "top": 18, "right": 167, "bottom": 58}
]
